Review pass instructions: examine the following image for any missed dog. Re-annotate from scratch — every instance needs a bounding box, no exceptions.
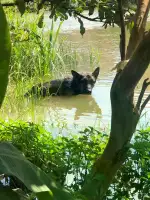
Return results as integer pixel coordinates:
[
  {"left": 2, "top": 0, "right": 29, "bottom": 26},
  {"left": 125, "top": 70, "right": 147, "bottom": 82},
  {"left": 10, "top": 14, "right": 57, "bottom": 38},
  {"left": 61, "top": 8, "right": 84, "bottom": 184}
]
[{"left": 24, "top": 67, "right": 100, "bottom": 97}]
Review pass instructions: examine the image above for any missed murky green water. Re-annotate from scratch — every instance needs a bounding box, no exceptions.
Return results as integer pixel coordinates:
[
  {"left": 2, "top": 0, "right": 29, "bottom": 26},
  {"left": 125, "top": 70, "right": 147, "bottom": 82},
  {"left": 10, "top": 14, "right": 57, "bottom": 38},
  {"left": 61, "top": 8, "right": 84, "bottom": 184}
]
[
  {"left": 3, "top": 13, "right": 150, "bottom": 129},
  {"left": 39, "top": 14, "right": 150, "bottom": 128}
]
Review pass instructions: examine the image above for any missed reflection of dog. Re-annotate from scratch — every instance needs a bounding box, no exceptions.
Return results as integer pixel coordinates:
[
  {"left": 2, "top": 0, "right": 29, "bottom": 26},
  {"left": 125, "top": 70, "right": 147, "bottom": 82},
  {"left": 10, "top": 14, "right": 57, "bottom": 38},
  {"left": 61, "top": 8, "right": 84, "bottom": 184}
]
[
  {"left": 37, "top": 94, "right": 102, "bottom": 121},
  {"left": 24, "top": 67, "right": 100, "bottom": 97}
]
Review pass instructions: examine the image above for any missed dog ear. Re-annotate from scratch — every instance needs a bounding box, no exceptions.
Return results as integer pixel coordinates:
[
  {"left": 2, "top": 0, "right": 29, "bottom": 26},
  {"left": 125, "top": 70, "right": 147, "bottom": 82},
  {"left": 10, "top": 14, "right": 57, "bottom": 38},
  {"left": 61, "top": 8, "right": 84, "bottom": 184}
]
[
  {"left": 71, "top": 70, "right": 82, "bottom": 79},
  {"left": 92, "top": 67, "right": 100, "bottom": 79}
]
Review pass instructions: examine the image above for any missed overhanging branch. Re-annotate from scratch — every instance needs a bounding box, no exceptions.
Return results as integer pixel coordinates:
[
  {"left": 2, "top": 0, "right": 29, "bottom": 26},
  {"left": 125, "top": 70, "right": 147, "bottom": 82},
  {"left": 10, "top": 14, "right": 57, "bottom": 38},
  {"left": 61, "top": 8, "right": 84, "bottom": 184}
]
[
  {"left": 1, "top": 1, "right": 101, "bottom": 22},
  {"left": 73, "top": 11, "right": 101, "bottom": 22}
]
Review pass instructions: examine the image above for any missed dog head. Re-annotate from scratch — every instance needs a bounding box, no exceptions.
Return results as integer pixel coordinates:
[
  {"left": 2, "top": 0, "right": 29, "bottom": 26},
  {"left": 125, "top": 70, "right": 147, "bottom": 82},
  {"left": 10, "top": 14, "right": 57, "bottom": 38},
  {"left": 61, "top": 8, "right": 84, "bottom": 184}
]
[{"left": 71, "top": 67, "right": 100, "bottom": 95}]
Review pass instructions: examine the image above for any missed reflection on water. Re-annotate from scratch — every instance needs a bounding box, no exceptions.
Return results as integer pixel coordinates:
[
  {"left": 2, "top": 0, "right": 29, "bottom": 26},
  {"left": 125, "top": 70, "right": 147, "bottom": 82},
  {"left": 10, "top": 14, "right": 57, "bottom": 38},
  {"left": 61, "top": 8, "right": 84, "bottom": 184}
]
[
  {"left": 32, "top": 94, "right": 101, "bottom": 124},
  {"left": 21, "top": 93, "right": 102, "bottom": 128}
]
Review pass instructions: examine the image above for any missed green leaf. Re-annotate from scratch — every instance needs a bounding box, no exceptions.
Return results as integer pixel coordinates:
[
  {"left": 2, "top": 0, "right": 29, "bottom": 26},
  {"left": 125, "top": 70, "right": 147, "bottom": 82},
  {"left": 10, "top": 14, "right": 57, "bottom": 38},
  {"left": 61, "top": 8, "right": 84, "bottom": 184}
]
[
  {"left": 15, "top": 0, "right": 26, "bottom": 16},
  {"left": 36, "top": 191, "right": 53, "bottom": 200},
  {"left": 126, "top": 21, "right": 134, "bottom": 33},
  {"left": 78, "top": 17, "right": 85, "bottom": 36},
  {"left": 0, "top": 188, "right": 20, "bottom": 200},
  {"left": 37, "top": 11, "right": 44, "bottom": 28},
  {"left": 0, "top": 142, "right": 74, "bottom": 200},
  {"left": 144, "top": 196, "right": 150, "bottom": 200},
  {"left": 147, "top": 172, "right": 150, "bottom": 179},
  {"left": 134, "top": 141, "right": 150, "bottom": 151},
  {"left": 0, "top": 4, "right": 11, "bottom": 108}
]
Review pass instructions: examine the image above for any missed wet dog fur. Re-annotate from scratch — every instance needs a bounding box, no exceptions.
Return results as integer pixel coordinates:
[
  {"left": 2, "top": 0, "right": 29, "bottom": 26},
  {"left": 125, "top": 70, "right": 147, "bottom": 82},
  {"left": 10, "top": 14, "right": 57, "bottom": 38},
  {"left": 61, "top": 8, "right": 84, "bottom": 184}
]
[{"left": 24, "top": 67, "right": 100, "bottom": 97}]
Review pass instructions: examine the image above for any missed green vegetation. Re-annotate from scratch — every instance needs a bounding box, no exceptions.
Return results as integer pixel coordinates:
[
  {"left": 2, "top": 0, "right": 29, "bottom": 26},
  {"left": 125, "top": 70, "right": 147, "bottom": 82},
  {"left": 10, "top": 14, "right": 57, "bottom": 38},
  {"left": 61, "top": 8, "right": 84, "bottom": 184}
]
[
  {"left": 0, "top": 120, "right": 150, "bottom": 199},
  {"left": 0, "top": 1, "right": 150, "bottom": 200},
  {"left": 0, "top": 7, "right": 100, "bottom": 120},
  {"left": 6, "top": 7, "right": 100, "bottom": 82}
]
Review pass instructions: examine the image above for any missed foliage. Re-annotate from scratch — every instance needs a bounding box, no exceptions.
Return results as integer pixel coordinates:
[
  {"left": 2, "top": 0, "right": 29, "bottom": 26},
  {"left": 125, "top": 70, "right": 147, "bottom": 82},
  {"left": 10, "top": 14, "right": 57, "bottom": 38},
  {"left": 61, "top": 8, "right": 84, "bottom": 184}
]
[
  {"left": 0, "top": 188, "right": 20, "bottom": 200},
  {"left": 0, "top": 7, "right": 101, "bottom": 121},
  {"left": 0, "top": 120, "right": 150, "bottom": 199},
  {"left": 0, "top": 1, "right": 150, "bottom": 200},
  {"left": 5, "top": 7, "right": 66, "bottom": 82},
  {"left": 0, "top": 121, "right": 107, "bottom": 191},
  {"left": 105, "top": 127, "right": 150, "bottom": 199},
  {"left": 0, "top": 141, "right": 74, "bottom": 200},
  {"left": 36, "top": 0, "right": 137, "bottom": 29},
  {"left": 2, "top": 0, "right": 137, "bottom": 34},
  {"left": 4, "top": 7, "right": 100, "bottom": 82}
]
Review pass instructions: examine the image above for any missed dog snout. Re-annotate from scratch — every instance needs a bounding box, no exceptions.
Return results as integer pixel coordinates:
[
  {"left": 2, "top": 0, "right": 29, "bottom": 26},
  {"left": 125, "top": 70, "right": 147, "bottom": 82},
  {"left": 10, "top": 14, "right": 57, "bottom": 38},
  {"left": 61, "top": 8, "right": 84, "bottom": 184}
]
[{"left": 87, "top": 84, "right": 92, "bottom": 93}]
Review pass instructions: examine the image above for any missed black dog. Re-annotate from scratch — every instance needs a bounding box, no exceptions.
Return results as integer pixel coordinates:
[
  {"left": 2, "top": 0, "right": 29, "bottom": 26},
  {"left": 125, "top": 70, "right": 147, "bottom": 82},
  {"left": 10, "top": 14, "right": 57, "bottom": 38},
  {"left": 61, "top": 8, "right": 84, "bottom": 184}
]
[{"left": 24, "top": 67, "right": 100, "bottom": 97}]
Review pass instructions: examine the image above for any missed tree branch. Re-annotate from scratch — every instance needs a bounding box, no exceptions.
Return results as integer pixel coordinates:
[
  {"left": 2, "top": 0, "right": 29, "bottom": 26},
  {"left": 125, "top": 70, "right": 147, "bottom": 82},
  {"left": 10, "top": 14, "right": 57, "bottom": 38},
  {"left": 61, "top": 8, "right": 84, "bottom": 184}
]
[
  {"left": 73, "top": 11, "right": 101, "bottom": 22},
  {"left": 119, "top": 30, "right": 150, "bottom": 95},
  {"left": 136, "top": 78, "right": 150, "bottom": 110},
  {"left": 140, "top": 94, "right": 150, "bottom": 113},
  {"left": 117, "top": 0, "right": 126, "bottom": 61},
  {"left": 126, "top": 0, "right": 150, "bottom": 59},
  {"left": 1, "top": 1, "right": 102, "bottom": 22}
]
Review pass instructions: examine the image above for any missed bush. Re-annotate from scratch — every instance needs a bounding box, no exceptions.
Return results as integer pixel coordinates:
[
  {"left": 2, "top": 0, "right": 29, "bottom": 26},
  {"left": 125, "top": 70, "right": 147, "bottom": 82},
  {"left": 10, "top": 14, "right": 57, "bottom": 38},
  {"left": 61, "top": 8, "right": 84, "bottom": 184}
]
[{"left": 0, "top": 120, "right": 150, "bottom": 199}]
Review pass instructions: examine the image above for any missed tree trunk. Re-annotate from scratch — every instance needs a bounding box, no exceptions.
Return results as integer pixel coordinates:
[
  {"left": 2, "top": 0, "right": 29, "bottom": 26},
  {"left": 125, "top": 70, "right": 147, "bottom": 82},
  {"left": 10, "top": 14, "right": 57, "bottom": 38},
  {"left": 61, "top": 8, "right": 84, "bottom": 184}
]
[
  {"left": 82, "top": 31, "right": 150, "bottom": 200},
  {"left": 126, "top": 0, "right": 150, "bottom": 59}
]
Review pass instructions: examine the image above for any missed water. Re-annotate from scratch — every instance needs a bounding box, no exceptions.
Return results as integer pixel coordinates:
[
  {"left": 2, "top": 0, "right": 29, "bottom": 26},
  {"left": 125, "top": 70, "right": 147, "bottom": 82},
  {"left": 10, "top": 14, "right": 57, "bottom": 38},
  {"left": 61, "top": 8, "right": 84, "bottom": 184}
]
[
  {"left": 40, "top": 13, "right": 150, "bottom": 128},
  {"left": 4, "top": 12, "right": 150, "bottom": 129}
]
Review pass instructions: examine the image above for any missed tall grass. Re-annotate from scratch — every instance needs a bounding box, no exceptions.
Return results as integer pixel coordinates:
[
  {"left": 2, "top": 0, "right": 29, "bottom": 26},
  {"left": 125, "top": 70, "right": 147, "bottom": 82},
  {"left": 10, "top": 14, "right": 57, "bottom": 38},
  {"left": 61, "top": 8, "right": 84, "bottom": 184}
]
[
  {"left": 0, "top": 8, "right": 101, "bottom": 124},
  {"left": 6, "top": 8, "right": 84, "bottom": 84}
]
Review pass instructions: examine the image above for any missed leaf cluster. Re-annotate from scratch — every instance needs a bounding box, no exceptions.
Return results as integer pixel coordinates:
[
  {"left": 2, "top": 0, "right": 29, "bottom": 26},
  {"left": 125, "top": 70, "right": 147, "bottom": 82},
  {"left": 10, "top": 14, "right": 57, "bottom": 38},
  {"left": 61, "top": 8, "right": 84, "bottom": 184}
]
[
  {"left": 2, "top": 0, "right": 137, "bottom": 35},
  {"left": 0, "top": 120, "right": 150, "bottom": 199}
]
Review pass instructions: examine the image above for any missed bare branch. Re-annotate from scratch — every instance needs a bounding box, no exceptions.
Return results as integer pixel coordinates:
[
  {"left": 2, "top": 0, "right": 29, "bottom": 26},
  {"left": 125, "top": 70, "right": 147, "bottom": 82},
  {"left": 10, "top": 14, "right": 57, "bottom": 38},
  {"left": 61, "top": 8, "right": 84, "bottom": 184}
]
[
  {"left": 136, "top": 78, "right": 150, "bottom": 110},
  {"left": 73, "top": 11, "right": 100, "bottom": 22},
  {"left": 140, "top": 94, "right": 150, "bottom": 113}
]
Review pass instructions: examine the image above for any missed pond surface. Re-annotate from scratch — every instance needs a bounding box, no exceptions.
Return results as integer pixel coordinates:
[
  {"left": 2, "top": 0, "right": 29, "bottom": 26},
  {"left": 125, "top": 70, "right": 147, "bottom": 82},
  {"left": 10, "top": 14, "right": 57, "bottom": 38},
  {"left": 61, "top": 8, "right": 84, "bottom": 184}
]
[
  {"left": 39, "top": 13, "right": 150, "bottom": 129},
  {"left": 5, "top": 13, "right": 150, "bottom": 130}
]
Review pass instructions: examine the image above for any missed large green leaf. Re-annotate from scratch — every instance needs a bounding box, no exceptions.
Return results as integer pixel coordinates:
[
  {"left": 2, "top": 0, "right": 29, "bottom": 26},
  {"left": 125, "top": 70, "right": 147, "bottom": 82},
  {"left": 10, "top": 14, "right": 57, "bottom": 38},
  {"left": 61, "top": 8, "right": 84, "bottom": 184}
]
[
  {"left": 0, "top": 188, "right": 20, "bottom": 200},
  {"left": 0, "top": 187, "right": 29, "bottom": 200},
  {"left": 0, "top": 4, "right": 11, "bottom": 107},
  {"left": 0, "top": 142, "right": 74, "bottom": 200}
]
